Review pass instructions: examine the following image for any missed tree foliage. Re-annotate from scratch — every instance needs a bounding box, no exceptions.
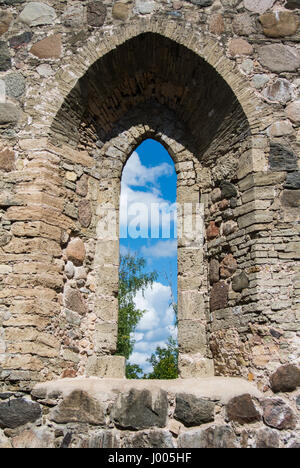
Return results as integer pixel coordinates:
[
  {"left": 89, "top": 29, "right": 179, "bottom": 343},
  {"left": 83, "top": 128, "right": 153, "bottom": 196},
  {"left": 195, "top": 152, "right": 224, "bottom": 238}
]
[
  {"left": 117, "top": 253, "right": 157, "bottom": 364},
  {"left": 146, "top": 337, "right": 178, "bottom": 379}
]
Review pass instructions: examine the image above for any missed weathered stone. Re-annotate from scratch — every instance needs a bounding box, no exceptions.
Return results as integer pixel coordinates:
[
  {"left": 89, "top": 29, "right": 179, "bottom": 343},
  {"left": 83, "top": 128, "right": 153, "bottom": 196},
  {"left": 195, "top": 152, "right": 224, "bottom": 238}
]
[
  {"left": 286, "top": 100, "right": 300, "bottom": 125},
  {"left": 0, "top": 149, "right": 15, "bottom": 172},
  {"left": 87, "top": 1, "right": 107, "bottom": 27},
  {"left": 30, "top": 35, "right": 62, "bottom": 59},
  {"left": 286, "top": 0, "right": 300, "bottom": 9},
  {"left": 233, "top": 13, "right": 256, "bottom": 36},
  {"left": 228, "top": 38, "right": 253, "bottom": 56},
  {"left": 135, "top": 0, "right": 156, "bottom": 14},
  {"left": 220, "top": 254, "right": 237, "bottom": 278},
  {"left": 209, "top": 259, "right": 219, "bottom": 284},
  {"left": 113, "top": 389, "right": 168, "bottom": 430},
  {"left": 18, "top": 2, "right": 57, "bottom": 26},
  {"left": 227, "top": 394, "right": 261, "bottom": 424},
  {"left": 252, "top": 74, "right": 269, "bottom": 89},
  {"left": 209, "top": 14, "right": 225, "bottom": 35},
  {"left": 36, "top": 64, "right": 53, "bottom": 77},
  {"left": 258, "top": 44, "right": 300, "bottom": 73},
  {"left": 284, "top": 173, "right": 300, "bottom": 190},
  {"left": 270, "top": 364, "right": 300, "bottom": 393},
  {"left": 262, "top": 79, "right": 292, "bottom": 104},
  {"left": 9, "top": 32, "right": 32, "bottom": 49},
  {"left": 244, "top": 0, "right": 275, "bottom": 14},
  {"left": 211, "top": 187, "right": 222, "bottom": 203},
  {"left": 220, "top": 181, "right": 237, "bottom": 199},
  {"left": 232, "top": 272, "right": 249, "bottom": 292},
  {"left": 12, "top": 428, "right": 53, "bottom": 448},
  {"left": 0, "top": 41, "right": 10, "bottom": 71},
  {"left": 123, "top": 430, "right": 174, "bottom": 448},
  {"left": 78, "top": 200, "right": 92, "bottom": 228},
  {"left": 0, "top": 103, "right": 20, "bottom": 124},
  {"left": 112, "top": 3, "right": 130, "bottom": 21},
  {"left": 64, "top": 261, "right": 74, "bottom": 279},
  {"left": 296, "top": 394, "right": 300, "bottom": 410},
  {"left": 240, "top": 59, "right": 253, "bottom": 74},
  {"left": 80, "top": 430, "right": 120, "bottom": 448},
  {"left": 4, "top": 73, "right": 26, "bottom": 99},
  {"left": 86, "top": 355, "right": 125, "bottom": 378},
  {"left": 269, "top": 144, "right": 297, "bottom": 172},
  {"left": 0, "top": 399, "right": 41, "bottom": 429},
  {"left": 0, "top": 11, "right": 13, "bottom": 36},
  {"left": 178, "top": 425, "right": 237, "bottom": 448},
  {"left": 51, "top": 390, "right": 106, "bottom": 425},
  {"left": 174, "top": 394, "right": 215, "bottom": 427},
  {"left": 269, "top": 121, "right": 293, "bottom": 138},
  {"left": 64, "top": 287, "right": 88, "bottom": 315},
  {"left": 206, "top": 221, "right": 219, "bottom": 240},
  {"left": 210, "top": 281, "right": 229, "bottom": 312},
  {"left": 66, "top": 238, "right": 85, "bottom": 265},
  {"left": 262, "top": 398, "right": 297, "bottom": 430},
  {"left": 259, "top": 12, "right": 299, "bottom": 38},
  {"left": 76, "top": 174, "right": 89, "bottom": 197},
  {"left": 221, "top": 220, "right": 237, "bottom": 236},
  {"left": 255, "top": 427, "right": 280, "bottom": 448},
  {"left": 62, "top": 3, "right": 85, "bottom": 28}
]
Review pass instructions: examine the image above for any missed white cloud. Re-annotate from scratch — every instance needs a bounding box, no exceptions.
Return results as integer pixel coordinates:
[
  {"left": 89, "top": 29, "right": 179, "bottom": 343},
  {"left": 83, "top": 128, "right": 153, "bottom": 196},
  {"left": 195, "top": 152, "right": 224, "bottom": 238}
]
[
  {"left": 122, "top": 151, "right": 173, "bottom": 187},
  {"left": 141, "top": 240, "right": 177, "bottom": 258}
]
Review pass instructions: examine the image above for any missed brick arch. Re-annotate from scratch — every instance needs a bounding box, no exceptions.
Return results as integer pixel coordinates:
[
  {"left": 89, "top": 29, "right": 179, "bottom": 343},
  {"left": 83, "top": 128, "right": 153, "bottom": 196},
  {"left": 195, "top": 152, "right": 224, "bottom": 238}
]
[{"left": 26, "top": 17, "right": 269, "bottom": 139}]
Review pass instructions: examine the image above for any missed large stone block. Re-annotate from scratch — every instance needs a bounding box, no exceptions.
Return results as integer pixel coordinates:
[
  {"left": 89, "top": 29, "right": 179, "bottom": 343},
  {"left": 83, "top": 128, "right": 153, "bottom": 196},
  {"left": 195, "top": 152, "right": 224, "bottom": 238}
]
[
  {"left": 262, "top": 398, "right": 297, "bottom": 430},
  {"left": 174, "top": 394, "right": 215, "bottom": 427},
  {"left": 122, "top": 429, "right": 174, "bottom": 448},
  {"left": 86, "top": 355, "right": 125, "bottom": 378},
  {"left": 226, "top": 394, "right": 261, "bottom": 424},
  {"left": 178, "top": 320, "right": 207, "bottom": 354},
  {"left": 258, "top": 44, "right": 300, "bottom": 72},
  {"left": 210, "top": 281, "right": 229, "bottom": 312},
  {"left": 51, "top": 390, "right": 106, "bottom": 425},
  {"left": 18, "top": 2, "right": 57, "bottom": 26},
  {"left": 270, "top": 364, "right": 300, "bottom": 393},
  {"left": 113, "top": 388, "right": 168, "bottom": 430},
  {"left": 178, "top": 425, "right": 237, "bottom": 448},
  {"left": 259, "top": 11, "right": 299, "bottom": 37},
  {"left": 0, "top": 398, "right": 41, "bottom": 429}
]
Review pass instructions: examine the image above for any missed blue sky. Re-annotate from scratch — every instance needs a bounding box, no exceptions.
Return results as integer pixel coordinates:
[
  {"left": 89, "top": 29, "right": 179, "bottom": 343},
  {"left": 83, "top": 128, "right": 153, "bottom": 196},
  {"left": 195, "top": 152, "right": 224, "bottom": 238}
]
[{"left": 119, "top": 139, "right": 177, "bottom": 374}]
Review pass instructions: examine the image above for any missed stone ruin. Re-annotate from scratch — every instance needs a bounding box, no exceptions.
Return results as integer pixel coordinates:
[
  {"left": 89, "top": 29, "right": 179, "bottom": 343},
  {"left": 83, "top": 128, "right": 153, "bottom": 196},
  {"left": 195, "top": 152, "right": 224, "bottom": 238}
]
[{"left": 0, "top": 0, "right": 299, "bottom": 448}]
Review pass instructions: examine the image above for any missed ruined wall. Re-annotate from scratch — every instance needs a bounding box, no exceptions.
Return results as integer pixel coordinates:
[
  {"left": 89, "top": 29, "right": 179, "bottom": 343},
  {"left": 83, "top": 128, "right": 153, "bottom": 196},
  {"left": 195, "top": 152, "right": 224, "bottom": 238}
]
[{"left": 0, "top": 0, "right": 299, "bottom": 420}]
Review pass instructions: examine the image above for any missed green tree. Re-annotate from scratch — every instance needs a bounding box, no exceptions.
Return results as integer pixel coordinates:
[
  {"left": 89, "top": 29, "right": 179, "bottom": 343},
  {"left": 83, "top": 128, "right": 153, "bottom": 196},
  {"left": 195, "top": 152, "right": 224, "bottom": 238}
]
[
  {"left": 125, "top": 363, "right": 144, "bottom": 379},
  {"left": 146, "top": 336, "right": 178, "bottom": 379},
  {"left": 117, "top": 253, "right": 157, "bottom": 377}
]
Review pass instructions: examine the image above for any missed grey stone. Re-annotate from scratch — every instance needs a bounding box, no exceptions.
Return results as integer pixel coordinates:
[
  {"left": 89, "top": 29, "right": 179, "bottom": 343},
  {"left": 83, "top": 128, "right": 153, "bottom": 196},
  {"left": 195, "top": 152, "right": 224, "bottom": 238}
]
[
  {"left": 64, "top": 261, "right": 75, "bottom": 279},
  {"left": 135, "top": 0, "right": 156, "bottom": 14},
  {"left": 286, "top": 100, "right": 300, "bottom": 125},
  {"left": 255, "top": 427, "right": 280, "bottom": 448},
  {"left": 281, "top": 190, "right": 300, "bottom": 209},
  {"left": 244, "top": 0, "right": 275, "bottom": 14},
  {"left": 80, "top": 430, "right": 120, "bottom": 448},
  {"left": 269, "top": 144, "right": 297, "bottom": 172},
  {"left": 258, "top": 44, "right": 300, "bottom": 73},
  {"left": 0, "top": 41, "right": 11, "bottom": 71},
  {"left": 226, "top": 394, "right": 261, "bottom": 424},
  {"left": 270, "top": 364, "right": 300, "bottom": 393},
  {"left": 122, "top": 430, "right": 174, "bottom": 448},
  {"left": 0, "top": 399, "right": 41, "bottom": 429},
  {"left": 233, "top": 13, "right": 256, "bottom": 36},
  {"left": 296, "top": 394, "right": 300, "bottom": 410},
  {"left": 51, "top": 390, "right": 106, "bottom": 425},
  {"left": 65, "top": 309, "right": 81, "bottom": 326},
  {"left": 78, "top": 200, "right": 92, "bottom": 228},
  {"left": 220, "top": 0, "right": 240, "bottom": 7},
  {"left": 178, "top": 425, "right": 237, "bottom": 448},
  {"left": 174, "top": 394, "right": 215, "bottom": 426},
  {"left": 209, "top": 259, "right": 220, "bottom": 284},
  {"left": 36, "top": 64, "right": 54, "bottom": 78},
  {"left": 232, "top": 272, "right": 249, "bottom": 292},
  {"left": 285, "top": 1, "right": 300, "bottom": 9},
  {"left": 210, "top": 281, "right": 229, "bottom": 311},
  {"left": 241, "top": 59, "right": 254, "bottom": 74},
  {"left": 113, "top": 389, "right": 168, "bottom": 430},
  {"left": 87, "top": 1, "right": 107, "bottom": 26},
  {"left": 62, "top": 4, "right": 85, "bottom": 28},
  {"left": 9, "top": 32, "right": 32, "bottom": 49},
  {"left": 252, "top": 74, "right": 269, "bottom": 89},
  {"left": 64, "top": 287, "right": 88, "bottom": 315},
  {"left": 262, "top": 398, "right": 297, "bottom": 430},
  {"left": 262, "top": 79, "right": 292, "bottom": 104},
  {"left": 0, "top": 103, "right": 20, "bottom": 124},
  {"left": 0, "top": 0, "right": 25, "bottom": 3},
  {"left": 284, "top": 173, "right": 300, "bottom": 190},
  {"left": 18, "top": 2, "right": 57, "bottom": 26},
  {"left": 187, "top": 0, "right": 213, "bottom": 5},
  {"left": 220, "top": 181, "right": 237, "bottom": 199},
  {"left": 4, "top": 74, "right": 25, "bottom": 99}
]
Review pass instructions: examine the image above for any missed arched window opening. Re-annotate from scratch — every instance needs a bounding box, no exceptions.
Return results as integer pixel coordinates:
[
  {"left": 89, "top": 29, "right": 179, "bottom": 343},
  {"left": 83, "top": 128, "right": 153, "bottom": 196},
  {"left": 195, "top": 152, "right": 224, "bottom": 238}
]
[{"left": 118, "top": 139, "right": 178, "bottom": 379}]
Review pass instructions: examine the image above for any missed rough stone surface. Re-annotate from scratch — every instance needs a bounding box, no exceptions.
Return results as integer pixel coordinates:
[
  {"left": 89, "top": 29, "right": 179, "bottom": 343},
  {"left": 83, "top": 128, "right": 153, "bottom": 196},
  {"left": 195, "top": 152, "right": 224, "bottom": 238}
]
[
  {"left": 123, "top": 430, "right": 174, "bottom": 448},
  {"left": 113, "top": 389, "right": 168, "bottom": 430},
  {"left": 4, "top": 73, "right": 26, "bottom": 99},
  {"left": 220, "top": 254, "right": 237, "bottom": 278},
  {"left": 178, "top": 425, "right": 237, "bottom": 448},
  {"left": 64, "top": 287, "right": 88, "bottom": 315},
  {"left": 209, "top": 14, "right": 225, "bottom": 35},
  {"left": 87, "top": 1, "right": 107, "bottom": 26},
  {"left": 30, "top": 35, "right": 62, "bottom": 59},
  {"left": 269, "top": 365, "right": 300, "bottom": 393},
  {"left": 255, "top": 427, "right": 280, "bottom": 448},
  {"left": 209, "top": 259, "right": 220, "bottom": 284},
  {"left": 220, "top": 181, "right": 237, "bottom": 199},
  {"left": 259, "top": 11, "right": 299, "bottom": 38},
  {"left": 284, "top": 173, "right": 300, "bottom": 190},
  {"left": 112, "top": 3, "right": 130, "bottom": 21},
  {"left": 232, "top": 13, "right": 255, "bottom": 36},
  {"left": 262, "top": 79, "right": 292, "bottom": 104},
  {"left": 0, "top": 11, "right": 13, "bottom": 36},
  {"left": 206, "top": 221, "right": 219, "bottom": 240},
  {"left": 262, "top": 398, "right": 297, "bottom": 430},
  {"left": 18, "top": 2, "right": 57, "bottom": 26},
  {"left": 174, "top": 393, "right": 215, "bottom": 427},
  {"left": 51, "top": 390, "right": 106, "bottom": 425},
  {"left": 0, "top": 149, "right": 15, "bottom": 172},
  {"left": 0, "top": 41, "right": 11, "bottom": 71},
  {"left": 226, "top": 394, "right": 261, "bottom": 424},
  {"left": 228, "top": 38, "right": 253, "bottom": 56},
  {"left": 232, "top": 272, "right": 249, "bottom": 292},
  {"left": 269, "top": 144, "right": 297, "bottom": 172},
  {"left": 244, "top": 0, "right": 275, "bottom": 14},
  {"left": 210, "top": 281, "right": 229, "bottom": 311},
  {"left": 66, "top": 238, "right": 85, "bottom": 266},
  {"left": 286, "top": 100, "right": 300, "bottom": 125},
  {"left": 0, "top": 103, "right": 20, "bottom": 124},
  {"left": 78, "top": 200, "right": 92, "bottom": 228},
  {"left": 252, "top": 74, "right": 269, "bottom": 89},
  {"left": 258, "top": 44, "right": 300, "bottom": 73},
  {"left": 0, "top": 399, "right": 41, "bottom": 429}
]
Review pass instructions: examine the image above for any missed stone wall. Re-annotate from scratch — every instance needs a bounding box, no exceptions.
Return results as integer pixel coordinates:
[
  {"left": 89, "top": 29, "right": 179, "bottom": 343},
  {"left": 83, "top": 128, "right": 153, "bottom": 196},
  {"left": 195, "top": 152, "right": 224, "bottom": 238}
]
[
  {"left": 0, "top": 0, "right": 299, "bottom": 437},
  {"left": 0, "top": 368, "right": 300, "bottom": 448}
]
